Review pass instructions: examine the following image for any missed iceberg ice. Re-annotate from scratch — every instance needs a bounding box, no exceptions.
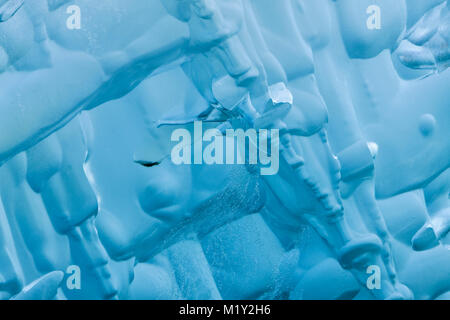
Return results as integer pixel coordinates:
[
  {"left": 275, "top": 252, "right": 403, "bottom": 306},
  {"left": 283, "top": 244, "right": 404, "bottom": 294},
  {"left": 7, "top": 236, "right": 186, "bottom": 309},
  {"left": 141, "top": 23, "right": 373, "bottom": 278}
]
[{"left": 0, "top": 0, "right": 448, "bottom": 300}]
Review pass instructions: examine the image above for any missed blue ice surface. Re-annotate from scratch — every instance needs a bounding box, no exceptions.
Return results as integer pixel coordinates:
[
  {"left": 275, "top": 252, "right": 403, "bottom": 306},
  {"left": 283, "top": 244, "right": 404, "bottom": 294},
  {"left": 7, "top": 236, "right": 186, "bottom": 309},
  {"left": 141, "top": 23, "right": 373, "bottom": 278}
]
[{"left": 0, "top": 0, "right": 449, "bottom": 300}]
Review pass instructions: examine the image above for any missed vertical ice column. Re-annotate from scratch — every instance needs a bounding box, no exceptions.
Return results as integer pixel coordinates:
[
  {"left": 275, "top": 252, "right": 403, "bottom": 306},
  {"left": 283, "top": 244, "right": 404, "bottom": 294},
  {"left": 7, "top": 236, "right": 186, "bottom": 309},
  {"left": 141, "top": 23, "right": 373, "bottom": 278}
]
[
  {"left": 291, "top": 0, "right": 411, "bottom": 298},
  {"left": 26, "top": 118, "right": 118, "bottom": 299},
  {"left": 237, "top": 0, "right": 403, "bottom": 299},
  {"left": 0, "top": 150, "right": 70, "bottom": 275}
]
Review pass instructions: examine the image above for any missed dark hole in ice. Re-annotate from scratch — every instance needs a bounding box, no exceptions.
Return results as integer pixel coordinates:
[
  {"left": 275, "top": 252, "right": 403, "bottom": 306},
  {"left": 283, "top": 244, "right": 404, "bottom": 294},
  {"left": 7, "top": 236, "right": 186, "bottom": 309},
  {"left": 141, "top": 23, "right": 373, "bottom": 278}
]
[{"left": 135, "top": 160, "right": 160, "bottom": 168}]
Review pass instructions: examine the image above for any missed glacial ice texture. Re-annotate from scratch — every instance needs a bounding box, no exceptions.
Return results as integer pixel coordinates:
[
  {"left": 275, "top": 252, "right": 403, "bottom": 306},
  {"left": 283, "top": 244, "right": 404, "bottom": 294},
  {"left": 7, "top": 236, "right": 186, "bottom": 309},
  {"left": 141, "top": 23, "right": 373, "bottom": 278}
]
[{"left": 0, "top": 0, "right": 448, "bottom": 300}]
